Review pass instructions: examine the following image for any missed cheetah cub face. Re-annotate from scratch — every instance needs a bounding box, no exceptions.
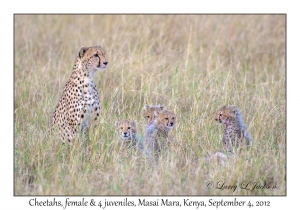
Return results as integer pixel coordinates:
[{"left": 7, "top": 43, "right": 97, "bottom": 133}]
[
  {"left": 215, "top": 105, "right": 237, "bottom": 125},
  {"left": 143, "top": 104, "right": 166, "bottom": 126},
  {"left": 79, "top": 45, "right": 108, "bottom": 72},
  {"left": 114, "top": 120, "right": 137, "bottom": 141},
  {"left": 154, "top": 109, "right": 176, "bottom": 132}
]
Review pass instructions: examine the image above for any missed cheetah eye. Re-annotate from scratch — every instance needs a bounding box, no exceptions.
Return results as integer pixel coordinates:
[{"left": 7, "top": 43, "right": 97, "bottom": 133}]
[
  {"left": 220, "top": 114, "right": 222, "bottom": 116},
  {"left": 120, "top": 127, "right": 123, "bottom": 129},
  {"left": 94, "top": 54, "right": 99, "bottom": 57},
  {"left": 165, "top": 118, "right": 169, "bottom": 120},
  {"left": 128, "top": 127, "right": 130, "bottom": 129},
  {"left": 172, "top": 117, "right": 175, "bottom": 120},
  {"left": 147, "top": 116, "right": 150, "bottom": 118}
]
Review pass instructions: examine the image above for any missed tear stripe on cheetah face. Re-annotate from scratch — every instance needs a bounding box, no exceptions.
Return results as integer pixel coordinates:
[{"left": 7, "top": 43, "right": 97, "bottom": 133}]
[
  {"left": 50, "top": 45, "right": 108, "bottom": 143},
  {"left": 114, "top": 120, "right": 137, "bottom": 143},
  {"left": 143, "top": 104, "right": 166, "bottom": 126},
  {"left": 215, "top": 105, "right": 253, "bottom": 150}
]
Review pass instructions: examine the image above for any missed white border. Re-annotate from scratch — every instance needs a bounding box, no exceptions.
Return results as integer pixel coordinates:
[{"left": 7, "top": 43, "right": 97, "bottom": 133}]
[{"left": 2, "top": 0, "right": 297, "bottom": 209}]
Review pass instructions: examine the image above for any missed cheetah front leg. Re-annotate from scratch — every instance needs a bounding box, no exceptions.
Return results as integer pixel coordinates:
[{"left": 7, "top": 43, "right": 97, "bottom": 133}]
[
  {"left": 59, "top": 123, "right": 76, "bottom": 144},
  {"left": 222, "top": 136, "right": 233, "bottom": 154},
  {"left": 77, "top": 106, "right": 91, "bottom": 141},
  {"left": 81, "top": 86, "right": 100, "bottom": 140},
  {"left": 91, "top": 86, "right": 101, "bottom": 128}
]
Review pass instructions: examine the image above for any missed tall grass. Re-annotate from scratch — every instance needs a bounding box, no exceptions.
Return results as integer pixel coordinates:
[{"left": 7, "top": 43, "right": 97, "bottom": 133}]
[{"left": 14, "top": 15, "right": 285, "bottom": 195}]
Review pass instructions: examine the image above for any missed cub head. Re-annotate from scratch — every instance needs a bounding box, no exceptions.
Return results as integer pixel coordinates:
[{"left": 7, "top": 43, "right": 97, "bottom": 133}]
[
  {"left": 114, "top": 120, "right": 137, "bottom": 141},
  {"left": 215, "top": 105, "right": 239, "bottom": 125},
  {"left": 78, "top": 45, "right": 108, "bottom": 72},
  {"left": 143, "top": 104, "right": 166, "bottom": 126},
  {"left": 154, "top": 109, "right": 176, "bottom": 132}
]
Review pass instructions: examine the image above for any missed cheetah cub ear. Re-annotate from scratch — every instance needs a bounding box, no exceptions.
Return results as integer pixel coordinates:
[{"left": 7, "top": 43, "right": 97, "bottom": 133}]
[
  {"left": 228, "top": 105, "right": 238, "bottom": 115},
  {"left": 114, "top": 121, "right": 119, "bottom": 128},
  {"left": 79, "top": 46, "right": 88, "bottom": 58},
  {"left": 133, "top": 120, "right": 137, "bottom": 127},
  {"left": 229, "top": 109, "right": 236, "bottom": 115},
  {"left": 160, "top": 105, "right": 166, "bottom": 110},
  {"left": 144, "top": 104, "right": 150, "bottom": 110}
]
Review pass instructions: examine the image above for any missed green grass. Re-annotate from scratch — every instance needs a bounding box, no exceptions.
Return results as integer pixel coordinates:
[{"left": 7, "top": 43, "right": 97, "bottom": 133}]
[{"left": 14, "top": 14, "right": 285, "bottom": 195}]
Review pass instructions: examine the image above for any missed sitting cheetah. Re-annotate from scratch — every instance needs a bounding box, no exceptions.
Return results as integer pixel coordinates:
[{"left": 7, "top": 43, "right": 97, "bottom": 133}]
[
  {"left": 143, "top": 104, "right": 165, "bottom": 126},
  {"left": 145, "top": 109, "right": 176, "bottom": 154},
  {"left": 51, "top": 45, "right": 108, "bottom": 143},
  {"left": 114, "top": 120, "right": 144, "bottom": 152},
  {"left": 114, "top": 120, "right": 138, "bottom": 146},
  {"left": 215, "top": 105, "right": 253, "bottom": 153}
]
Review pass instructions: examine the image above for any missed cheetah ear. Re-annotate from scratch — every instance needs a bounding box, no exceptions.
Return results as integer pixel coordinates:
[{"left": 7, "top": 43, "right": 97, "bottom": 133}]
[
  {"left": 160, "top": 105, "right": 166, "bottom": 110},
  {"left": 79, "top": 46, "right": 88, "bottom": 58},
  {"left": 114, "top": 121, "right": 118, "bottom": 128},
  {"left": 230, "top": 109, "right": 237, "bottom": 115},
  {"left": 144, "top": 104, "right": 149, "bottom": 110},
  {"left": 232, "top": 106, "right": 238, "bottom": 115},
  {"left": 133, "top": 121, "right": 137, "bottom": 127},
  {"left": 98, "top": 44, "right": 102, "bottom": 48}
]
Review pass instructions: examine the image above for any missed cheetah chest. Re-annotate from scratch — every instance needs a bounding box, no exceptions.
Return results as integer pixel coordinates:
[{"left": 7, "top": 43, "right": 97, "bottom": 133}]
[
  {"left": 79, "top": 84, "right": 99, "bottom": 130},
  {"left": 223, "top": 125, "right": 242, "bottom": 145},
  {"left": 223, "top": 125, "right": 234, "bottom": 143}
]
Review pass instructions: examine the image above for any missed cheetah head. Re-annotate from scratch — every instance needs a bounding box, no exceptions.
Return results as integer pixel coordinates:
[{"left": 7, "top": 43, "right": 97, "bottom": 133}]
[
  {"left": 143, "top": 104, "right": 166, "bottom": 126},
  {"left": 114, "top": 120, "right": 137, "bottom": 141},
  {"left": 154, "top": 109, "right": 176, "bottom": 132},
  {"left": 78, "top": 45, "right": 108, "bottom": 72},
  {"left": 215, "top": 105, "right": 238, "bottom": 125}
]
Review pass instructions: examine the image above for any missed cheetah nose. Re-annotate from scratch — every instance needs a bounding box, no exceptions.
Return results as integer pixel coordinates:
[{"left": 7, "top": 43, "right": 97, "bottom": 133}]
[
  {"left": 103, "top": 61, "right": 108, "bottom": 65},
  {"left": 170, "top": 122, "right": 174, "bottom": 126},
  {"left": 123, "top": 132, "right": 128, "bottom": 135}
]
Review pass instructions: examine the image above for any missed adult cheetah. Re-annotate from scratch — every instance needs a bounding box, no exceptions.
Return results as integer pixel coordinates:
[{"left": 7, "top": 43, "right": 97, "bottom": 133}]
[
  {"left": 215, "top": 105, "right": 253, "bottom": 153},
  {"left": 51, "top": 45, "right": 108, "bottom": 143}
]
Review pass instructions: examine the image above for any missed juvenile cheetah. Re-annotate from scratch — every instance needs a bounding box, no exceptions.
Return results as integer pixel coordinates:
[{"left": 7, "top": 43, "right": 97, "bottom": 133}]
[
  {"left": 143, "top": 104, "right": 165, "bottom": 126},
  {"left": 145, "top": 109, "right": 176, "bottom": 154},
  {"left": 215, "top": 105, "right": 252, "bottom": 152},
  {"left": 51, "top": 45, "right": 108, "bottom": 143},
  {"left": 114, "top": 120, "right": 138, "bottom": 145}
]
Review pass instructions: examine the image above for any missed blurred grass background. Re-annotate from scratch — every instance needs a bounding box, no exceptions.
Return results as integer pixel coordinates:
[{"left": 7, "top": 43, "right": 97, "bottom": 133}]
[{"left": 14, "top": 15, "right": 285, "bottom": 195}]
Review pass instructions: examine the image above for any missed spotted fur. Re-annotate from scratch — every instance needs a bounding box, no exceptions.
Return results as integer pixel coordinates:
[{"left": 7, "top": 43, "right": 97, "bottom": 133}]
[
  {"left": 51, "top": 45, "right": 108, "bottom": 143},
  {"left": 215, "top": 105, "right": 253, "bottom": 152},
  {"left": 145, "top": 109, "right": 176, "bottom": 154}
]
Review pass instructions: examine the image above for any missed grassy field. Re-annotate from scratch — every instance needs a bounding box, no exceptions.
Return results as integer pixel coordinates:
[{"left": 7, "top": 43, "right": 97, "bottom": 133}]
[{"left": 14, "top": 15, "right": 286, "bottom": 195}]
